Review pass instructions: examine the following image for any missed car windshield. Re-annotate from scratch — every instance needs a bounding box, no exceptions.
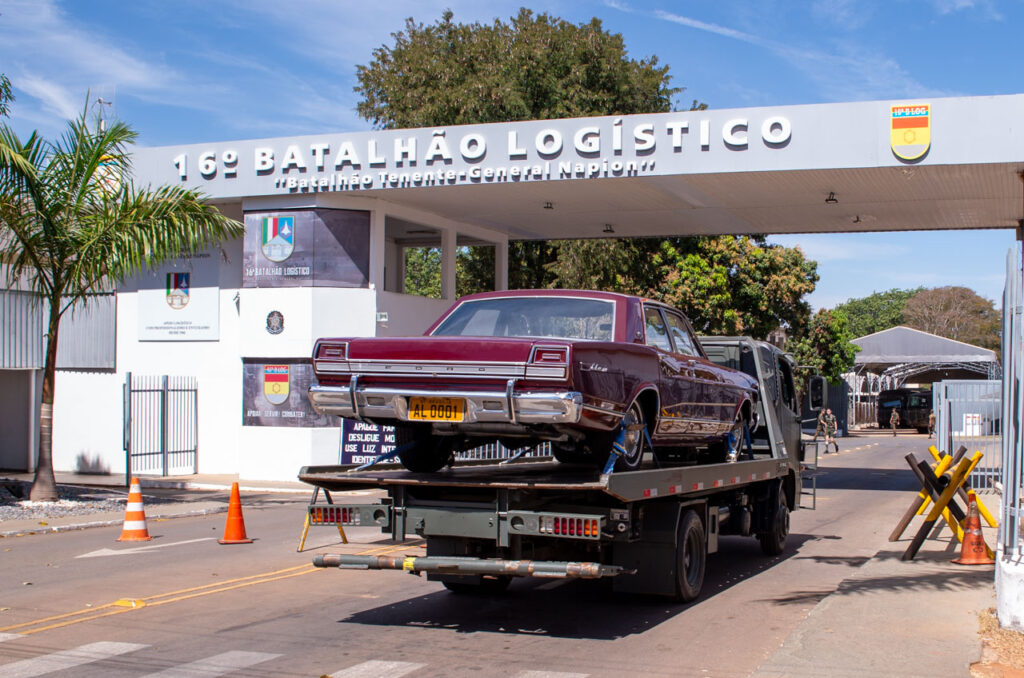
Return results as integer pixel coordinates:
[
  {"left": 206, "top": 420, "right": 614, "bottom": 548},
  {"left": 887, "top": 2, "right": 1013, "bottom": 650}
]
[{"left": 431, "top": 296, "right": 615, "bottom": 341}]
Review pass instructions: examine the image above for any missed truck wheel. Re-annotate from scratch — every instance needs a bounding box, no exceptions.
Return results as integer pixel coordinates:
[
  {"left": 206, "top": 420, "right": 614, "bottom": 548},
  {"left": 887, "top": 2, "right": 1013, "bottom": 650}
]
[
  {"left": 758, "top": 494, "right": 790, "bottom": 556},
  {"left": 674, "top": 509, "right": 706, "bottom": 603},
  {"left": 394, "top": 424, "right": 455, "bottom": 473}
]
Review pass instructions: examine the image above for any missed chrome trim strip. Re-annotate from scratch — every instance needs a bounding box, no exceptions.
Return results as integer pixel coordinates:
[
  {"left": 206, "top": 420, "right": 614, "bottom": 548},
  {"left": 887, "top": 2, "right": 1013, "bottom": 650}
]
[
  {"left": 506, "top": 378, "right": 517, "bottom": 425},
  {"left": 308, "top": 383, "right": 583, "bottom": 425},
  {"left": 349, "top": 375, "right": 361, "bottom": 420}
]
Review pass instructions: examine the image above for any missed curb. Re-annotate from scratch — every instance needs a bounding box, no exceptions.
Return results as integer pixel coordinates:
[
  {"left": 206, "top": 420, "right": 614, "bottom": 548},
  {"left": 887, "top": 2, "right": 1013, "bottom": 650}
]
[{"left": 0, "top": 506, "right": 229, "bottom": 539}]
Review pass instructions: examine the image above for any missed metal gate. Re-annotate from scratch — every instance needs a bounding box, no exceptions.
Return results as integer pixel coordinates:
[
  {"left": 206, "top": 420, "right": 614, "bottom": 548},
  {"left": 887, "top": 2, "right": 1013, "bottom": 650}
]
[
  {"left": 123, "top": 372, "right": 198, "bottom": 482},
  {"left": 1000, "top": 245, "right": 1023, "bottom": 557},
  {"left": 935, "top": 379, "right": 1002, "bottom": 491}
]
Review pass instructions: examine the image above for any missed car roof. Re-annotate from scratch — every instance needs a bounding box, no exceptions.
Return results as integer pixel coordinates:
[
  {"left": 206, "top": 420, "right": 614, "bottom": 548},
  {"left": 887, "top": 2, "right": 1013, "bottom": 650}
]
[{"left": 454, "top": 289, "right": 639, "bottom": 303}]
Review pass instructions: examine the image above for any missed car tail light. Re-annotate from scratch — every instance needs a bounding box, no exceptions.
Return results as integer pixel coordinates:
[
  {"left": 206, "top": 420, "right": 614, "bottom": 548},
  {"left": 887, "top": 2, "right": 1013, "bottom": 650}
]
[
  {"left": 538, "top": 513, "right": 601, "bottom": 540},
  {"left": 314, "top": 342, "right": 349, "bottom": 373},
  {"left": 527, "top": 345, "right": 569, "bottom": 379}
]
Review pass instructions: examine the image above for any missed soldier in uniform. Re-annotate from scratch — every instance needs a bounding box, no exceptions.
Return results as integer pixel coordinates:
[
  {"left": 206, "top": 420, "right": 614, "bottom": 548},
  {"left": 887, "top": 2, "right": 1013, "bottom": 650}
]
[
  {"left": 824, "top": 408, "right": 838, "bottom": 453},
  {"left": 812, "top": 408, "right": 826, "bottom": 442},
  {"left": 928, "top": 410, "right": 936, "bottom": 438},
  {"left": 890, "top": 408, "right": 901, "bottom": 436}
]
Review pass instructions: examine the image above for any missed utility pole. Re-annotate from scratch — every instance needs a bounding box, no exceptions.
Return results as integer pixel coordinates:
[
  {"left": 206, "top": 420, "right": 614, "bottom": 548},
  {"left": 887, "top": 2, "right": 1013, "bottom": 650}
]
[{"left": 95, "top": 97, "right": 112, "bottom": 132}]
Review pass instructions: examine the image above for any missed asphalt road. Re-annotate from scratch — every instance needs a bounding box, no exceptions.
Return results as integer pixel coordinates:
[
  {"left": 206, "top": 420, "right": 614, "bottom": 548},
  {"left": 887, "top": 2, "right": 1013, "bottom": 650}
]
[{"left": 0, "top": 436, "right": 961, "bottom": 677}]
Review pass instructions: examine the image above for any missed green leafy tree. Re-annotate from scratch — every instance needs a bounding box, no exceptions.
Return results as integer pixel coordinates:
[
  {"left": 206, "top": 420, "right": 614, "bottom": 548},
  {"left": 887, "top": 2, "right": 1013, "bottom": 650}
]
[
  {"left": 356, "top": 9, "right": 680, "bottom": 128},
  {"left": 903, "top": 286, "right": 1000, "bottom": 351},
  {"left": 0, "top": 106, "right": 243, "bottom": 501},
  {"left": 354, "top": 9, "right": 818, "bottom": 338},
  {"left": 646, "top": 236, "right": 817, "bottom": 338},
  {"left": 403, "top": 246, "right": 442, "bottom": 298},
  {"left": 0, "top": 73, "right": 13, "bottom": 118},
  {"left": 833, "top": 287, "right": 921, "bottom": 338},
  {"left": 790, "top": 309, "right": 860, "bottom": 386},
  {"left": 546, "top": 235, "right": 817, "bottom": 338}
]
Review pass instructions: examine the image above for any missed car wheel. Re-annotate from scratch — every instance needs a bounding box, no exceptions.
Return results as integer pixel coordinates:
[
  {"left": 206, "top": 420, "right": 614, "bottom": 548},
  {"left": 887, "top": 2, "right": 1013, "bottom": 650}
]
[
  {"left": 616, "top": 401, "right": 648, "bottom": 471},
  {"left": 674, "top": 509, "right": 706, "bottom": 603},
  {"left": 708, "top": 411, "right": 749, "bottom": 462},
  {"left": 394, "top": 423, "right": 455, "bottom": 472}
]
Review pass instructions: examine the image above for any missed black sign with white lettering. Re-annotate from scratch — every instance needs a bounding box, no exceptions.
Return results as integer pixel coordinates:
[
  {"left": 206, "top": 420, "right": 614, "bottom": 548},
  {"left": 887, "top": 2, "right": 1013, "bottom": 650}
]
[{"left": 341, "top": 419, "right": 396, "bottom": 465}]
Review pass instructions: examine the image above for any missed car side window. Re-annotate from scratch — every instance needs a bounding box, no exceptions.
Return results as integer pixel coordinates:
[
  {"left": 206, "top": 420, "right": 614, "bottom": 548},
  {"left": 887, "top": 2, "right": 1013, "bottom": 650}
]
[
  {"left": 665, "top": 312, "right": 698, "bottom": 357},
  {"left": 643, "top": 307, "right": 672, "bottom": 352}
]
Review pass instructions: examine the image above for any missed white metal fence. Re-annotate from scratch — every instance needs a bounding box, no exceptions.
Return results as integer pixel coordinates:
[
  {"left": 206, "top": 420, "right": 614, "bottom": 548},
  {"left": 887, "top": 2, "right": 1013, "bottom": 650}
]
[
  {"left": 935, "top": 379, "right": 1003, "bottom": 491},
  {"left": 1000, "top": 245, "right": 1023, "bottom": 556}
]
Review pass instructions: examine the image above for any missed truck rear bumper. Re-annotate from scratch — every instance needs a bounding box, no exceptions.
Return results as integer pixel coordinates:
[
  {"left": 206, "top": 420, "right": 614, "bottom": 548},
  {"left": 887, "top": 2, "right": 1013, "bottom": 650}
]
[
  {"left": 313, "top": 553, "right": 631, "bottom": 579},
  {"left": 308, "top": 381, "right": 583, "bottom": 425}
]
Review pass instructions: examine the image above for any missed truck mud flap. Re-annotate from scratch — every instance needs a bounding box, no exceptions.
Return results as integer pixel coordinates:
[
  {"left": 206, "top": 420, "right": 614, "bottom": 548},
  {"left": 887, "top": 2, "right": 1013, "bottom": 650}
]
[{"left": 313, "top": 554, "right": 632, "bottom": 579}]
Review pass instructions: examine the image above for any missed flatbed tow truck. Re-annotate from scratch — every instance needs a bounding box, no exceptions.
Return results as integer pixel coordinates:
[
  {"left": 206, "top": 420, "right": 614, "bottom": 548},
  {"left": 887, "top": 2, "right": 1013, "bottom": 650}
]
[{"left": 300, "top": 337, "right": 819, "bottom": 602}]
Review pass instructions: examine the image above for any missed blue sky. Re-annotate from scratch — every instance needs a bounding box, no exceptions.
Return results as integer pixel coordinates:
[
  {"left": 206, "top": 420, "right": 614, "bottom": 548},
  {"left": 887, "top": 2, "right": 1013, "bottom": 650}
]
[{"left": 0, "top": 0, "right": 1019, "bottom": 311}]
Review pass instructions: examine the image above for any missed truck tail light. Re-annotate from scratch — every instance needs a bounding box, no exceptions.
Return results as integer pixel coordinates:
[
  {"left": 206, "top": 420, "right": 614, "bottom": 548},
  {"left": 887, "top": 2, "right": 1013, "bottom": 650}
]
[
  {"left": 314, "top": 342, "right": 349, "bottom": 373},
  {"left": 538, "top": 514, "right": 601, "bottom": 540},
  {"left": 527, "top": 345, "right": 569, "bottom": 379},
  {"left": 309, "top": 505, "right": 361, "bottom": 526}
]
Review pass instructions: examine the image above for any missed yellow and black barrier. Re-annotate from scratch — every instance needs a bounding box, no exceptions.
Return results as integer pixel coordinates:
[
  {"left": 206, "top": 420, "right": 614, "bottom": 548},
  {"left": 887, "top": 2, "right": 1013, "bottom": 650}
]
[
  {"left": 901, "top": 450, "right": 987, "bottom": 561},
  {"left": 888, "top": 445, "right": 966, "bottom": 542},
  {"left": 297, "top": 486, "right": 348, "bottom": 552},
  {"left": 924, "top": 445, "right": 997, "bottom": 528}
]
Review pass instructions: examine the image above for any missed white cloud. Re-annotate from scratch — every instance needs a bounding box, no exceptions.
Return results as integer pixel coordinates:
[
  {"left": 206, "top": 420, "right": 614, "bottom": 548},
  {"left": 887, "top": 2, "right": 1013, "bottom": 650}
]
[
  {"left": 644, "top": 6, "right": 947, "bottom": 102},
  {"left": 0, "top": 0, "right": 175, "bottom": 133},
  {"left": 768, "top": 235, "right": 909, "bottom": 262},
  {"left": 15, "top": 74, "right": 79, "bottom": 120},
  {"left": 930, "top": 0, "right": 1002, "bottom": 18}
]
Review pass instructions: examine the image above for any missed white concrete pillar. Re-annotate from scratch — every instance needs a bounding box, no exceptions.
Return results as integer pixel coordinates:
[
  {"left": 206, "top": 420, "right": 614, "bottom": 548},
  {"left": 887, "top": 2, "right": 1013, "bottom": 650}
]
[
  {"left": 495, "top": 241, "right": 509, "bottom": 291},
  {"left": 369, "top": 208, "right": 386, "bottom": 293},
  {"left": 384, "top": 236, "right": 402, "bottom": 293},
  {"left": 441, "top": 228, "right": 457, "bottom": 300},
  {"left": 998, "top": 546, "right": 1024, "bottom": 631}
]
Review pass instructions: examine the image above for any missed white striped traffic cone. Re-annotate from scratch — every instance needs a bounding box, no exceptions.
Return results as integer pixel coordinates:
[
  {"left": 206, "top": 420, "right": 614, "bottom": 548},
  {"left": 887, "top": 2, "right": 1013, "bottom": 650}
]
[{"left": 117, "top": 477, "right": 152, "bottom": 542}]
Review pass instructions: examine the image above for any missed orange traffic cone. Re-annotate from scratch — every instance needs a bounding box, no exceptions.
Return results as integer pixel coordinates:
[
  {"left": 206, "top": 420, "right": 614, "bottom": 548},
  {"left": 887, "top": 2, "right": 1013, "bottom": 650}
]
[
  {"left": 952, "top": 492, "right": 994, "bottom": 565},
  {"left": 117, "top": 477, "right": 152, "bottom": 542},
  {"left": 218, "top": 482, "right": 253, "bottom": 544}
]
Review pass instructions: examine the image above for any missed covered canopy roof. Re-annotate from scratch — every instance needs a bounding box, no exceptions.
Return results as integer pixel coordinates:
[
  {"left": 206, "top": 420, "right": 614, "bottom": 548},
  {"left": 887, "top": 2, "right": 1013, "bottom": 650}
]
[{"left": 852, "top": 326, "right": 999, "bottom": 382}]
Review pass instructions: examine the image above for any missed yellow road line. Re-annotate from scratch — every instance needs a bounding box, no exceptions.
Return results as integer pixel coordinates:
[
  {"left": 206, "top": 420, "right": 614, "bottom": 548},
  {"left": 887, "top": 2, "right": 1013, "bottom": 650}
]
[{"left": 3, "top": 540, "right": 423, "bottom": 636}]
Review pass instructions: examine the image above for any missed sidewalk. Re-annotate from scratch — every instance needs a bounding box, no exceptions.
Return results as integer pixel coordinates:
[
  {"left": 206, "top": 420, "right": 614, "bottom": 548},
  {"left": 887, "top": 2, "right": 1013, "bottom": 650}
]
[{"left": 0, "top": 471, "right": 313, "bottom": 538}]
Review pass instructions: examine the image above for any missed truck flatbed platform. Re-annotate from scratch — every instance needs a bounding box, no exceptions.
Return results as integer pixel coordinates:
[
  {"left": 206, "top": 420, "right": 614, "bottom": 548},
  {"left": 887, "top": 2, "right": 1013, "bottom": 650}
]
[{"left": 299, "top": 456, "right": 789, "bottom": 503}]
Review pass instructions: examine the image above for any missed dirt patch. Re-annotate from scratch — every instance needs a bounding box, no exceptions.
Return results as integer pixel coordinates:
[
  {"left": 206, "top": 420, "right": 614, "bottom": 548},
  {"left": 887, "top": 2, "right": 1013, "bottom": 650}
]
[{"left": 971, "top": 608, "right": 1024, "bottom": 677}]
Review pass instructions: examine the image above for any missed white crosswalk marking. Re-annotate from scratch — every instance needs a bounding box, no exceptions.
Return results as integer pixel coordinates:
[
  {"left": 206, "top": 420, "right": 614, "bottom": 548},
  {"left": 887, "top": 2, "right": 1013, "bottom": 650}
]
[
  {"left": 0, "top": 634, "right": 22, "bottom": 643},
  {"left": 140, "top": 650, "right": 280, "bottom": 677},
  {"left": 329, "top": 659, "right": 426, "bottom": 678},
  {"left": 0, "top": 641, "right": 147, "bottom": 678},
  {"left": 515, "top": 672, "right": 589, "bottom": 678}
]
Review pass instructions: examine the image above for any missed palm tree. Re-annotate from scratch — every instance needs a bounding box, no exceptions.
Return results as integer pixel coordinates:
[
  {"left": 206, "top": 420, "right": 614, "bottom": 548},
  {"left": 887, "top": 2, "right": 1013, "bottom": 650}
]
[{"left": 0, "top": 105, "right": 243, "bottom": 501}]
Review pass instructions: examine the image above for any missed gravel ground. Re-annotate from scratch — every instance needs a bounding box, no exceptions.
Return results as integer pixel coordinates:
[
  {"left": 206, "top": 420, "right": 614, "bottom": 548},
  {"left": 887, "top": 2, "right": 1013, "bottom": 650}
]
[{"left": 0, "top": 481, "right": 171, "bottom": 522}]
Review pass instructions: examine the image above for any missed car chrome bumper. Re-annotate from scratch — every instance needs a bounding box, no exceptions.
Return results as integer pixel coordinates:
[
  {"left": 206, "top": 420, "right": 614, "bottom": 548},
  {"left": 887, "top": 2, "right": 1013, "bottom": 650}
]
[{"left": 308, "top": 380, "right": 584, "bottom": 425}]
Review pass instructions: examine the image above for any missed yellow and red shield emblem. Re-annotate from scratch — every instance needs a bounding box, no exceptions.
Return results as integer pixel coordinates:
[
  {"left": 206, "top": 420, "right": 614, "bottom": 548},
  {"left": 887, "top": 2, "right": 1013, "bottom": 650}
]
[
  {"left": 890, "top": 103, "right": 930, "bottom": 161},
  {"left": 264, "top": 364, "right": 289, "bottom": 405}
]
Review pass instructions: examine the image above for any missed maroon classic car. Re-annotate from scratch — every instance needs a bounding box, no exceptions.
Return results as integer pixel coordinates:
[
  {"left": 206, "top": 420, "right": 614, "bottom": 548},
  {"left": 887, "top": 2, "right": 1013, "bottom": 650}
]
[{"left": 308, "top": 290, "right": 758, "bottom": 472}]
